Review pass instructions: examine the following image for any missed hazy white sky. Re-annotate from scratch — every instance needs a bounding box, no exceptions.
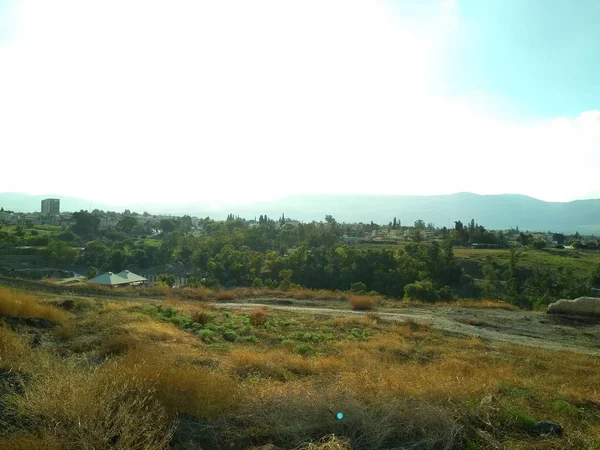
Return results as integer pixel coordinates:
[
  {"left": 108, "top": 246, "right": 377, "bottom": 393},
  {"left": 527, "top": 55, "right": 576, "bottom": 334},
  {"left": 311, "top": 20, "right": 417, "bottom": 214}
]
[{"left": 0, "top": 0, "right": 599, "bottom": 205}]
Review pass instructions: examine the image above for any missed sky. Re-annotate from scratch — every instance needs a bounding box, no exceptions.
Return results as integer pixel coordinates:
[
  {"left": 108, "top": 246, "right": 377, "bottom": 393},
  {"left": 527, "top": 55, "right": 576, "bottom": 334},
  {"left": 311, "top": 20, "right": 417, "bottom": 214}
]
[{"left": 0, "top": 0, "right": 599, "bottom": 205}]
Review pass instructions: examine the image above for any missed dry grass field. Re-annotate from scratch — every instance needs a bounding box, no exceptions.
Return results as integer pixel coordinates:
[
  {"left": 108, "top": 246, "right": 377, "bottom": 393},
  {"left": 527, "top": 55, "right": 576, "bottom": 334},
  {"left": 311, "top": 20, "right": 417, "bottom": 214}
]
[{"left": 1, "top": 285, "right": 600, "bottom": 449}]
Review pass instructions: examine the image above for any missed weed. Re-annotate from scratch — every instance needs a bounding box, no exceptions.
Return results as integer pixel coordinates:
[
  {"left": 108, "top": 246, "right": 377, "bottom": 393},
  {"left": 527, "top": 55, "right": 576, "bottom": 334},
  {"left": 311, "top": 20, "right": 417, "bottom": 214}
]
[
  {"left": 223, "top": 330, "right": 238, "bottom": 342},
  {"left": 294, "top": 343, "right": 314, "bottom": 356},
  {"left": 347, "top": 328, "right": 372, "bottom": 340}
]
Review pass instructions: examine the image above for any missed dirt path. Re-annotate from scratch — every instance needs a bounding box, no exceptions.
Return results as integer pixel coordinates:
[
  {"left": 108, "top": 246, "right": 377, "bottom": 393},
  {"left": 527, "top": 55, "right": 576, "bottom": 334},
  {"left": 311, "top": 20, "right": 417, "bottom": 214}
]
[{"left": 215, "top": 299, "right": 600, "bottom": 356}]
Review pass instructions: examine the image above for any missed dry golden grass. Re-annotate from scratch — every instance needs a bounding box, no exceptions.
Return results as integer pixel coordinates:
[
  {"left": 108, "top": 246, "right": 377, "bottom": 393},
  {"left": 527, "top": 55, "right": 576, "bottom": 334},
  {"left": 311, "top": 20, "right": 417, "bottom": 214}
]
[
  {"left": 99, "top": 332, "right": 141, "bottom": 356},
  {"left": 296, "top": 434, "right": 351, "bottom": 450},
  {"left": 106, "top": 347, "right": 241, "bottom": 419},
  {"left": 0, "top": 435, "right": 61, "bottom": 450},
  {"left": 216, "top": 290, "right": 236, "bottom": 301},
  {"left": 0, "top": 326, "right": 28, "bottom": 369},
  {"left": 454, "top": 299, "right": 518, "bottom": 310},
  {"left": 229, "top": 348, "right": 343, "bottom": 379},
  {"left": 348, "top": 295, "right": 379, "bottom": 310},
  {"left": 5, "top": 361, "right": 174, "bottom": 450},
  {"left": 3, "top": 286, "right": 600, "bottom": 449},
  {"left": 249, "top": 307, "right": 268, "bottom": 326},
  {"left": 0, "top": 287, "right": 68, "bottom": 324},
  {"left": 331, "top": 315, "right": 377, "bottom": 329},
  {"left": 365, "top": 311, "right": 381, "bottom": 322}
]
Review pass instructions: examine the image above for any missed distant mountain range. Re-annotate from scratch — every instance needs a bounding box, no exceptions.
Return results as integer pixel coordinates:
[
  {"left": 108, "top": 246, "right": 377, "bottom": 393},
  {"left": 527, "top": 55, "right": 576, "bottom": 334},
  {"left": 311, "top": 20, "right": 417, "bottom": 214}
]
[{"left": 1, "top": 192, "right": 599, "bottom": 234}]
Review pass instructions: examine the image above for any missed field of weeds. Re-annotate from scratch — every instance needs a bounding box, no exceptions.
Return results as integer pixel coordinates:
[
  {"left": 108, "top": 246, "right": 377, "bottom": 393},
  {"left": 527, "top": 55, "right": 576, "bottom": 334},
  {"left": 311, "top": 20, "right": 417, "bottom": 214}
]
[{"left": 1, "top": 285, "right": 600, "bottom": 449}]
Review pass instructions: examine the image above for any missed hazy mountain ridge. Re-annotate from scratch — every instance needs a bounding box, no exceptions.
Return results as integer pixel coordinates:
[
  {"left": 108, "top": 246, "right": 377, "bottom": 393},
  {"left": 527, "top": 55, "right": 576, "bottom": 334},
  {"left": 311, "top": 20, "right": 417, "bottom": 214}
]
[{"left": 1, "top": 192, "right": 599, "bottom": 234}]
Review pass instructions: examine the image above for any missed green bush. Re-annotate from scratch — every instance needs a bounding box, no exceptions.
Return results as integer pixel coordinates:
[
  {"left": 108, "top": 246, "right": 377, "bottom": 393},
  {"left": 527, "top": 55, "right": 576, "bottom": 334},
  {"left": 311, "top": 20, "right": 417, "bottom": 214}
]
[
  {"left": 404, "top": 280, "right": 440, "bottom": 303},
  {"left": 350, "top": 282, "right": 367, "bottom": 293},
  {"left": 197, "top": 329, "right": 218, "bottom": 343},
  {"left": 437, "top": 286, "right": 454, "bottom": 301},
  {"left": 294, "top": 343, "right": 314, "bottom": 356},
  {"left": 223, "top": 330, "right": 238, "bottom": 342}
]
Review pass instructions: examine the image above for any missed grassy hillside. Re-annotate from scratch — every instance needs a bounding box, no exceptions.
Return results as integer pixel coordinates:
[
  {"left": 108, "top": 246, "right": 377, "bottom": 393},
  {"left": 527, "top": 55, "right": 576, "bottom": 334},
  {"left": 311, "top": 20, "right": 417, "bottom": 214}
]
[
  {"left": 455, "top": 248, "right": 600, "bottom": 278},
  {"left": 1, "top": 285, "right": 599, "bottom": 449}
]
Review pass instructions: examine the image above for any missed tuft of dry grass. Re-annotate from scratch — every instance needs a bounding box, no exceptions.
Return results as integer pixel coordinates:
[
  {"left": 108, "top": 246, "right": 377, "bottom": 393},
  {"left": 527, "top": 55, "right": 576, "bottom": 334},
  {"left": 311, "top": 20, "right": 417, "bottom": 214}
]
[
  {"left": 348, "top": 295, "right": 378, "bottom": 310},
  {"left": 191, "top": 310, "right": 212, "bottom": 325},
  {"left": 229, "top": 348, "right": 342, "bottom": 380},
  {"left": 5, "top": 361, "right": 174, "bottom": 450},
  {"left": 331, "top": 315, "right": 376, "bottom": 329},
  {"left": 295, "top": 434, "right": 351, "bottom": 450},
  {"left": 454, "top": 299, "right": 518, "bottom": 310},
  {"left": 365, "top": 311, "right": 381, "bottom": 322},
  {"left": 216, "top": 290, "right": 236, "bottom": 301},
  {"left": 0, "top": 326, "right": 29, "bottom": 369},
  {"left": 400, "top": 318, "right": 430, "bottom": 334},
  {"left": 0, "top": 287, "right": 68, "bottom": 324},
  {"left": 0, "top": 435, "right": 61, "bottom": 450},
  {"left": 249, "top": 307, "right": 268, "bottom": 326},
  {"left": 99, "top": 333, "right": 141, "bottom": 356}
]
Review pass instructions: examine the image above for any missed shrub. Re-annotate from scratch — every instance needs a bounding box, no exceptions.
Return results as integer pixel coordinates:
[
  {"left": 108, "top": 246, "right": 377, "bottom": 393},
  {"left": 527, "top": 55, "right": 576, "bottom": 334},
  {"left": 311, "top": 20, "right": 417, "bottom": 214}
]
[
  {"left": 197, "top": 329, "right": 218, "bottom": 343},
  {"left": 350, "top": 282, "right": 367, "bottom": 294},
  {"left": 252, "top": 277, "right": 264, "bottom": 289},
  {"left": 404, "top": 280, "right": 440, "bottom": 303},
  {"left": 349, "top": 295, "right": 377, "bottom": 310},
  {"left": 223, "top": 330, "right": 238, "bottom": 342},
  {"left": 437, "top": 286, "right": 454, "bottom": 301},
  {"left": 249, "top": 308, "right": 268, "bottom": 326}
]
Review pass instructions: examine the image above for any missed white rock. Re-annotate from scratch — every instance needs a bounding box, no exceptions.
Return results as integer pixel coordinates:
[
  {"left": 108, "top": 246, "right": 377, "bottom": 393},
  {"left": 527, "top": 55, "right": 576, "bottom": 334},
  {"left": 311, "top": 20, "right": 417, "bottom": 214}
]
[{"left": 547, "top": 297, "right": 600, "bottom": 317}]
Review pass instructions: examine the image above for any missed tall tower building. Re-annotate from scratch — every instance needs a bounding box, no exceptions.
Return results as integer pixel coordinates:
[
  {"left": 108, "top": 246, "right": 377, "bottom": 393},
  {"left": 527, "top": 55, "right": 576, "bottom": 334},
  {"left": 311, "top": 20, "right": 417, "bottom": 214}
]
[{"left": 41, "top": 198, "right": 60, "bottom": 215}]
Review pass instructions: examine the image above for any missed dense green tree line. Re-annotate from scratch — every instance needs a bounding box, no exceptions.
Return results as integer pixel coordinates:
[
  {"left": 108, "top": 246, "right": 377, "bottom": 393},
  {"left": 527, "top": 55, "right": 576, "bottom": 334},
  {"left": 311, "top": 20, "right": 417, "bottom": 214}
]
[{"left": 1, "top": 212, "right": 598, "bottom": 308}]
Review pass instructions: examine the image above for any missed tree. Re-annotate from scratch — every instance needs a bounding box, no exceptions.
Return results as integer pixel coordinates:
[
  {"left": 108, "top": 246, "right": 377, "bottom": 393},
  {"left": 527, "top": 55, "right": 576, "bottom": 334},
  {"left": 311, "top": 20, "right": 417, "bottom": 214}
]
[
  {"left": 505, "top": 248, "right": 522, "bottom": 304},
  {"left": 404, "top": 280, "right": 439, "bottom": 302},
  {"left": 159, "top": 219, "right": 177, "bottom": 233},
  {"left": 87, "top": 267, "right": 98, "bottom": 279},
  {"left": 71, "top": 211, "right": 100, "bottom": 237},
  {"left": 532, "top": 239, "right": 546, "bottom": 250},
  {"left": 44, "top": 240, "right": 78, "bottom": 265},
  {"left": 158, "top": 274, "right": 176, "bottom": 287},
  {"left": 414, "top": 220, "right": 426, "bottom": 230},
  {"left": 279, "top": 269, "right": 293, "bottom": 290},
  {"left": 116, "top": 216, "right": 138, "bottom": 234}
]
